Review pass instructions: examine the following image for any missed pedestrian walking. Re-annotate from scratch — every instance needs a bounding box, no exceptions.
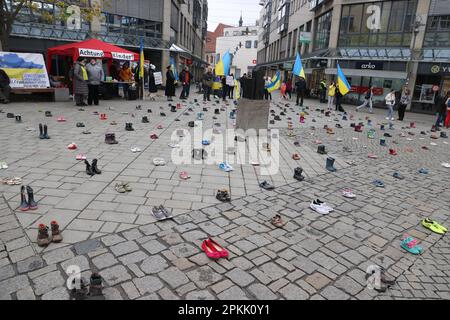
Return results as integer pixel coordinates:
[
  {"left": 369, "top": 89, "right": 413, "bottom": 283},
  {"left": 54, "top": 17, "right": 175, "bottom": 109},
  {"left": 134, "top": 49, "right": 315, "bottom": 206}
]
[
  {"left": 179, "top": 66, "right": 191, "bottom": 100},
  {"left": 385, "top": 89, "right": 396, "bottom": 121},
  {"left": 148, "top": 64, "right": 157, "bottom": 101},
  {"left": 356, "top": 86, "right": 373, "bottom": 113},
  {"left": 286, "top": 78, "right": 292, "bottom": 99},
  {"left": 73, "top": 57, "right": 89, "bottom": 106},
  {"left": 85, "top": 58, "right": 104, "bottom": 106},
  {"left": 295, "top": 76, "right": 306, "bottom": 106},
  {"left": 202, "top": 69, "right": 213, "bottom": 102},
  {"left": 444, "top": 92, "right": 450, "bottom": 128},
  {"left": 435, "top": 91, "right": 449, "bottom": 128},
  {"left": 319, "top": 78, "right": 327, "bottom": 103},
  {"left": 221, "top": 76, "right": 228, "bottom": 101},
  {"left": 165, "top": 66, "right": 176, "bottom": 102},
  {"left": 327, "top": 82, "right": 336, "bottom": 111},
  {"left": 397, "top": 88, "right": 411, "bottom": 121}
]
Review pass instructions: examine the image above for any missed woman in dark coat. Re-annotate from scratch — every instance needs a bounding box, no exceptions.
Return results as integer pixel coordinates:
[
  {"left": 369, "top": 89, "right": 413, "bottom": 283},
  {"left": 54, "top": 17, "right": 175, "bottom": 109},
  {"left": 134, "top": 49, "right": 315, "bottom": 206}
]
[
  {"left": 73, "top": 57, "right": 88, "bottom": 106},
  {"left": 165, "top": 66, "right": 175, "bottom": 101},
  {"left": 148, "top": 64, "right": 157, "bottom": 101}
]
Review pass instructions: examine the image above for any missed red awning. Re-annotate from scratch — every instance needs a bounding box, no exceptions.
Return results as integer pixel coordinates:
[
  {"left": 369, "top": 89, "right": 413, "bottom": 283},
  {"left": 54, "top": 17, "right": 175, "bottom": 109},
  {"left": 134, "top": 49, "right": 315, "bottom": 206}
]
[{"left": 47, "top": 39, "right": 139, "bottom": 72}]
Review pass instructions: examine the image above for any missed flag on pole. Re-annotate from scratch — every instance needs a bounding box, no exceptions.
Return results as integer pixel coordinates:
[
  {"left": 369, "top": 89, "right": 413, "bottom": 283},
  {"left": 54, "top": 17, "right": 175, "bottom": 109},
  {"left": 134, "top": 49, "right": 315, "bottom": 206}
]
[
  {"left": 265, "top": 71, "right": 281, "bottom": 93},
  {"left": 215, "top": 50, "right": 231, "bottom": 76},
  {"left": 169, "top": 57, "right": 178, "bottom": 81},
  {"left": 139, "top": 37, "right": 145, "bottom": 79},
  {"left": 292, "top": 53, "right": 305, "bottom": 78},
  {"left": 337, "top": 63, "right": 351, "bottom": 95}
]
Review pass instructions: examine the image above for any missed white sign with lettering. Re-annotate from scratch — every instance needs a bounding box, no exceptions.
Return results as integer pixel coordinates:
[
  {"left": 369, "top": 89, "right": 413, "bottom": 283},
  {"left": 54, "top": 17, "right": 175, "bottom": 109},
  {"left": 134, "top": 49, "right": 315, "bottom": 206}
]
[
  {"left": 78, "top": 48, "right": 104, "bottom": 58},
  {"left": 153, "top": 72, "right": 163, "bottom": 85},
  {"left": 111, "top": 52, "right": 134, "bottom": 61}
]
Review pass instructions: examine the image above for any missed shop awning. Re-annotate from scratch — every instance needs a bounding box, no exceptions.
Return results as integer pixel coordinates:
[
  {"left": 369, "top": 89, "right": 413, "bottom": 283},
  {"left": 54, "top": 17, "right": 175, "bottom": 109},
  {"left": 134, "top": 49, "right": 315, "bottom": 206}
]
[{"left": 170, "top": 44, "right": 189, "bottom": 53}]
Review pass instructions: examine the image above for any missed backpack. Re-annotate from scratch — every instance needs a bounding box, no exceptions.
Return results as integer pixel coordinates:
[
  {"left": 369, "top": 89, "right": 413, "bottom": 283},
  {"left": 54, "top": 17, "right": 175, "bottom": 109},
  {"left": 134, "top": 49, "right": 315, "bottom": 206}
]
[{"left": 365, "top": 90, "right": 371, "bottom": 99}]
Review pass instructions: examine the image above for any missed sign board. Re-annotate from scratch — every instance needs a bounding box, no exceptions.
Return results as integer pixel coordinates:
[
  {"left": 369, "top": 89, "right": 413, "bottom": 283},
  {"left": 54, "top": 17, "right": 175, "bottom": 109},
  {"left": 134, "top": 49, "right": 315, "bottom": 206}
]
[
  {"left": 299, "top": 32, "right": 312, "bottom": 44},
  {"left": 78, "top": 48, "right": 104, "bottom": 58},
  {"left": 0, "top": 51, "right": 50, "bottom": 88},
  {"left": 111, "top": 52, "right": 134, "bottom": 61},
  {"left": 283, "top": 62, "right": 293, "bottom": 69},
  {"left": 355, "top": 61, "right": 383, "bottom": 70},
  {"left": 226, "top": 76, "right": 235, "bottom": 86},
  {"left": 153, "top": 72, "right": 163, "bottom": 85}
]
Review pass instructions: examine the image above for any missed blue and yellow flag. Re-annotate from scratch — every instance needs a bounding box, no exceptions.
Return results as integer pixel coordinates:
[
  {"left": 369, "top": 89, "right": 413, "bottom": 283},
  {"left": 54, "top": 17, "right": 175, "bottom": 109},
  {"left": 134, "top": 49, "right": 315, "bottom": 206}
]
[
  {"left": 337, "top": 63, "right": 351, "bottom": 95},
  {"left": 139, "top": 38, "right": 144, "bottom": 79},
  {"left": 215, "top": 50, "right": 231, "bottom": 76},
  {"left": 265, "top": 71, "right": 281, "bottom": 93},
  {"left": 169, "top": 57, "right": 178, "bottom": 81},
  {"left": 292, "top": 53, "right": 305, "bottom": 78}
]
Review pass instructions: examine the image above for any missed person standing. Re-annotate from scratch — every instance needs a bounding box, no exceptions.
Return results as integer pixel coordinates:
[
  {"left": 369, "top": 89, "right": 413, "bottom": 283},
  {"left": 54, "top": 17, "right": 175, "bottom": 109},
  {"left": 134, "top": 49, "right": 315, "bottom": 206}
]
[
  {"left": 119, "top": 62, "right": 133, "bottom": 99},
  {"left": 179, "top": 66, "right": 191, "bottom": 100},
  {"left": 397, "top": 88, "right": 411, "bottom": 121},
  {"left": 264, "top": 76, "right": 272, "bottom": 100},
  {"left": 73, "top": 57, "right": 89, "bottom": 106},
  {"left": 281, "top": 81, "right": 287, "bottom": 100},
  {"left": 385, "top": 89, "right": 396, "bottom": 121},
  {"left": 335, "top": 84, "right": 343, "bottom": 111},
  {"left": 444, "top": 91, "right": 450, "bottom": 128},
  {"left": 221, "top": 76, "right": 228, "bottom": 101},
  {"left": 319, "top": 78, "right": 327, "bottom": 103},
  {"left": 327, "top": 82, "right": 336, "bottom": 111},
  {"left": 435, "top": 91, "right": 449, "bottom": 129},
  {"left": 239, "top": 73, "right": 247, "bottom": 98},
  {"left": 85, "top": 59, "right": 104, "bottom": 106},
  {"left": 0, "top": 68, "right": 11, "bottom": 104},
  {"left": 228, "top": 73, "right": 235, "bottom": 99},
  {"left": 356, "top": 86, "right": 373, "bottom": 113},
  {"left": 286, "top": 78, "right": 292, "bottom": 100},
  {"left": 165, "top": 66, "right": 176, "bottom": 102},
  {"left": 295, "top": 76, "right": 306, "bottom": 106},
  {"left": 148, "top": 64, "right": 157, "bottom": 101},
  {"left": 202, "top": 69, "right": 213, "bottom": 102}
]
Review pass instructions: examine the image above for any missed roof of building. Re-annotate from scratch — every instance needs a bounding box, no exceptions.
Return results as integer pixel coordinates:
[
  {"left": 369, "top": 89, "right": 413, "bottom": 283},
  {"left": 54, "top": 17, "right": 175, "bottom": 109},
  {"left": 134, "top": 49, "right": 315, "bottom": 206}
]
[{"left": 205, "top": 23, "right": 233, "bottom": 53}]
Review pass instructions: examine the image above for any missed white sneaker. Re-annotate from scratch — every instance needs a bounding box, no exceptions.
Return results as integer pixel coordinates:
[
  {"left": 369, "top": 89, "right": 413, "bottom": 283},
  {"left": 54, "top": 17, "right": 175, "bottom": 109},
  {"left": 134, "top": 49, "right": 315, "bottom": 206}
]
[
  {"left": 310, "top": 200, "right": 330, "bottom": 215},
  {"left": 153, "top": 158, "right": 166, "bottom": 166},
  {"left": 131, "top": 147, "right": 141, "bottom": 153},
  {"left": 342, "top": 189, "right": 356, "bottom": 198},
  {"left": 315, "top": 199, "right": 334, "bottom": 212},
  {"left": 442, "top": 163, "right": 450, "bottom": 168}
]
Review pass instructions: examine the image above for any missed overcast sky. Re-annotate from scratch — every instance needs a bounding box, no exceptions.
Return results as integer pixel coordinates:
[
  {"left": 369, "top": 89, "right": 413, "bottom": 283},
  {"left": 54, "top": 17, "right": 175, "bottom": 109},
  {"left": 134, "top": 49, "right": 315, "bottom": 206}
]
[{"left": 207, "top": 0, "right": 261, "bottom": 31}]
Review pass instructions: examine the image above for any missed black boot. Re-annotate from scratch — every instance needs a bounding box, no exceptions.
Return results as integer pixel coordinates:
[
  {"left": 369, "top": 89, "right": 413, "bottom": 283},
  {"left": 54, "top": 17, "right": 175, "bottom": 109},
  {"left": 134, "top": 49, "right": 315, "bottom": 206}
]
[
  {"left": 88, "top": 272, "right": 104, "bottom": 298},
  {"left": 39, "top": 124, "right": 45, "bottom": 139},
  {"left": 43, "top": 124, "right": 50, "bottom": 139},
  {"left": 105, "top": 133, "right": 118, "bottom": 144},
  {"left": 85, "top": 160, "right": 95, "bottom": 176},
  {"left": 125, "top": 123, "right": 134, "bottom": 131},
  {"left": 26, "top": 186, "right": 38, "bottom": 210},
  {"left": 293, "top": 167, "right": 305, "bottom": 181},
  {"left": 326, "top": 157, "right": 337, "bottom": 172},
  {"left": 142, "top": 116, "right": 149, "bottom": 123},
  {"left": 317, "top": 145, "right": 327, "bottom": 154},
  {"left": 19, "top": 186, "right": 29, "bottom": 211},
  {"left": 15, "top": 115, "right": 22, "bottom": 122},
  {"left": 171, "top": 106, "right": 177, "bottom": 112},
  {"left": 91, "top": 159, "right": 101, "bottom": 174}
]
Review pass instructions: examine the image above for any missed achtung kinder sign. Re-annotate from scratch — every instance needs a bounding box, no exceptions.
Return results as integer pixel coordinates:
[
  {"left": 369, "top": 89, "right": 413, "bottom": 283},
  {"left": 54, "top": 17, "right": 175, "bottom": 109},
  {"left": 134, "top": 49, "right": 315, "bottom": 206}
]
[
  {"left": 78, "top": 48, "right": 105, "bottom": 58},
  {"left": 111, "top": 52, "right": 134, "bottom": 61}
]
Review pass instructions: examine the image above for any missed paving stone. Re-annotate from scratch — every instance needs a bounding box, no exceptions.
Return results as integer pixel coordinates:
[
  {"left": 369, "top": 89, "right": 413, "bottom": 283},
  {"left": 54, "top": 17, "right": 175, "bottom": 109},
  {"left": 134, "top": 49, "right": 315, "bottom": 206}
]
[
  {"left": 305, "top": 272, "right": 332, "bottom": 290},
  {"left": 170, "top": 243, "right": 199, "bottom": 258},
  {"left": 159, "top": 267, "right": 190, "bottom": 289},
  {"left": 92, "top": 253, "right": 118, "bottom": 269},
  {"left": 140, "top": 255, "right": 168, "bottom": 274},
  {"left": 101, "top": 265, "right": 132, "bottom": 286},
  {"left": 41, "top": 287, "right": 70, "bottom": 300},
  {"left": 42, "top": 247, "right": 74, "bottom": 265},
  {"left": 248, "top": 283, "right": 277, "bottom": 300},
  {"left": 73, "top": 239, "right": 103, "bottom": 255},
  {"left": 0, "top": 276, "right": 30, "bottom": 295},
  {"left": 61, "top": 255, "right": 90, "bottom": 273},
  {"left": 121, "top": 281, "right": 141, "bottom": 300},
  {"left": 187, "top": 266, "right": 223, "bottom": 289},
  {"left": 110, "top": 241, "right": 139, "bottom": 257},
  {"left": 9, "top": 246, "right": 35, "bottom": 263},
  {"left": 141, "top": 240, "right": 167, "bottom": 255},
  {"left": 259, "top": 262, "right": 288, "bottom": 281},
  {"left": 16, "top": 287, "right": 36, "bottom": 300},
  {"left": 320, "top": 286, "right": 351, "bottom": 300},
  {"left": 33, "top": 270, "right": 65, "bottom": 296},
  {"left": 133, "top": 276, "right": 164, "bottom": 295},
  {"left": 225, "top": 268, "right": 255, "bottom": 287},
  {"left": 279, "top": 283, "right": 309, "bottom": 300},
  {"left": 185, "top": 290, "right": 216, "bottom": 300},
  {"left": 217, "top": 286, "right": 249, "bottom": 300}
]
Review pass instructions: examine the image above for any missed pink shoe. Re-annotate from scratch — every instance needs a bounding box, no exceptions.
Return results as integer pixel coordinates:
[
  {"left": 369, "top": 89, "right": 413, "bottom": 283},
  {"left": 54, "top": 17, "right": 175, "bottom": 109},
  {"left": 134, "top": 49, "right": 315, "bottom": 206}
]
[
  {"left": 201, "top": 240, "right": 220, "bottom": 259},
  {"left": 57, "top": 116, "right": 66, "bottom": 122},
  {"left": 76, "top": 154, "right": 86, "bottom": 160},
  {"left": 179, "top": 171, "right": 190, "bottom": 180},
  {"left": 157, "top": 124, "right": 163, "bottom": 129},
  {"left": 67, "top": 143, "right": 77, "bottom": 150}
]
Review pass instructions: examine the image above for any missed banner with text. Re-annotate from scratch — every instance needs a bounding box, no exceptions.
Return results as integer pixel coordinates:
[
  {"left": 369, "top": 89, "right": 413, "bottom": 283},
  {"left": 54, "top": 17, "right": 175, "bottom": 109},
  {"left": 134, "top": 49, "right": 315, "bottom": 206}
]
[{"left": 0, "top": 51, "right": 50, "bottom": 88}]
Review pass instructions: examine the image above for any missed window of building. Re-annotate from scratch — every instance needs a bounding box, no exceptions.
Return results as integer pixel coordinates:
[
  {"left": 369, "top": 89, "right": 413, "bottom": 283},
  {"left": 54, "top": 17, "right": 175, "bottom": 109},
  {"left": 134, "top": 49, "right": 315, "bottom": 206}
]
[
  {"left": 254, "top": 40, "right": 258, "bottom": 48},
  {"left": 314, "top": 11, "right": 332, "bottom": 51},
  {"left": 245, "top": 40, "right": 252, "bottom": 48},
  {"left": 338, "top": 0, "right": 418, "bottom": 47},
  {"left": 424, "top": 15, "right": 450, "bottom": 47}
]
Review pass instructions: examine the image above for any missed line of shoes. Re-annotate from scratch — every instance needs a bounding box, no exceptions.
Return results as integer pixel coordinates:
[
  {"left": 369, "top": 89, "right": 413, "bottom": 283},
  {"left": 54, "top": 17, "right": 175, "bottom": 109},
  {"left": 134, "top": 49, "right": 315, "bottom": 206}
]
[
  {"left": 70, "top": 272, "right": 105, "bottom": 300},
  {"left": 36, "top": 221, "right": 63, "bottom": 247},
  {"left": 115, "top": 182, "right": 132, "bottom": 193},
  {"left": 85, "top": 159, "right": 102, "bottom": 176},
  {"left": 19, "top": 185, "right": 38, "bottom": 211}
]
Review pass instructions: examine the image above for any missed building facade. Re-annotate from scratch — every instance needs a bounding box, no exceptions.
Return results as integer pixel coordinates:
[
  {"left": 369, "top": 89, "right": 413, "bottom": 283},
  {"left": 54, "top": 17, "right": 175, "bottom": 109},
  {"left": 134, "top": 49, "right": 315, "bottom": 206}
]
[
  {"left": 5, "top": 0, "right": 208, "bottom": 82},
  {"left": 216, "top": 22, "right": 259, "bottom": 78},
  {"left": 256, "top": 0, "right": 450, "bottom": 114}
]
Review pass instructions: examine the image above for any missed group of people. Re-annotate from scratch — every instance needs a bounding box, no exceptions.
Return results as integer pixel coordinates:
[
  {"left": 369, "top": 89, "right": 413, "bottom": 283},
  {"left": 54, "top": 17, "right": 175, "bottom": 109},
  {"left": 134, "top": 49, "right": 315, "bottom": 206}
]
[{"left": 72, "top": 57, "right": 104, "bottom": 106}]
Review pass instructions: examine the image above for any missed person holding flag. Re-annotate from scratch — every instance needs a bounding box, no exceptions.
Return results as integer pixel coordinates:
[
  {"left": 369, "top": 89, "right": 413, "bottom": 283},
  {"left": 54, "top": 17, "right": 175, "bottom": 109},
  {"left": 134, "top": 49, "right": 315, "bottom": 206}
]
[
  {"left": 292, "top": 52, "right": 307, "bottom": 106},
  {"left": 335, "top": 63, "right": 351, "bottom": 112},
  {"left": 265, "top": 71, "right": 281, "bottom": 100}
]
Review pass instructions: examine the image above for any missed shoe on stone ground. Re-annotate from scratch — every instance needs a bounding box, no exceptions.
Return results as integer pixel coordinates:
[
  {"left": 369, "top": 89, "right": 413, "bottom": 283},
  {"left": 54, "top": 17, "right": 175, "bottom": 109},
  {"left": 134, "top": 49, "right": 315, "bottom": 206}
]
[
  {"left": 259, "top": 180, "right": 274, "bottom": 190},
  {"left": 342, "top": 189, "right": 356, "bottom": 198},
  {"left": 293, "top": 167, "right": 305, "bottom": 181},
  {"left": 310, "top": 200, "right": 331, "bottom": 215},
  {"left": 270, "top": 215, "right": 285, "bottom": 228},
  {"left": 393, "top": 172, "right": 404, "bottom": 179},
  {"left": 51, "top": 221, "right": 63, "bottom": 242},
  {"left": 216, "top": 189, "right": 231, "bottom": 202},
  {"left": 37, "top": 224, "right": 51, "bottom": 247}
]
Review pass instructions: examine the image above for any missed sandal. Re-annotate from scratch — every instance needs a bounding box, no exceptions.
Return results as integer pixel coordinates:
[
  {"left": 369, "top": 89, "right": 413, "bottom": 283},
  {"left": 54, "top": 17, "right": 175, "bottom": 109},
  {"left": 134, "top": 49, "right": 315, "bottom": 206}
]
[
  {"left": 270, "top": 215, "right": 284, "bottom": 228},
  {"left": 152, "top": 206, "right": 167, "bottom": 221},
  {"left": 400, "top": 236, "right": 423, "bottom": 255},
  {"left": 179, "top": 171, "right": 190, "bottom": 180},
  {"left": 76, "top": 154, "right": 87, "bottom": 160},
  {"left": 123, "top": 183, "right": 132, "bottom": 192},
  {"left": 115, "top": 183, "right": 126, "bottom": 193}
]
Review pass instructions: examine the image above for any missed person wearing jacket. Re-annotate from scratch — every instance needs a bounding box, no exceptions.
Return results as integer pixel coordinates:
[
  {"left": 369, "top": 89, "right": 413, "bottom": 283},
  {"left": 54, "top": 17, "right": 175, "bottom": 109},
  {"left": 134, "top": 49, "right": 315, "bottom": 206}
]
[
  {"left": 0, "top": 68, "right": 11, "bottom": 104},
  {"left": 356, "top": 86, "right": 374, "bottom": 113},
  {"left": 385, "top": 89, "right": 396, "bottom": 121},
  {"left": 179, "top": 66, "right": 191, "bottom": 100},
  {"left": 286, "top": 78, "right": 293, "bottom": 99},
  {"left": 165, "top": 66, "right": 176, "bottom": 101},
  {"left": 319, "top": 79, "right": 327, "bottom": 103},
  {"left": 148, "top": 64, "right": 157, "bottom": 101},
  {"left": 335, "top": 84, "right": 344, "bottom": 112},
  {"left": 327, "top": 82, "right": 336, "bottom": 111},
  {"left": 73, "top": 57, "right": 89, "bottom": 106},
  {"left": 85, "top": 59, "right": 104, "bottom": 106},
  {"left": 397, "top": 88, "right": 411, "bottom": 121},
  {"left": 202, "top": 69, "right": 213, "bottom": 102},
  {"left": 295, "top": 77, "right": 306, "bottom": 106}
]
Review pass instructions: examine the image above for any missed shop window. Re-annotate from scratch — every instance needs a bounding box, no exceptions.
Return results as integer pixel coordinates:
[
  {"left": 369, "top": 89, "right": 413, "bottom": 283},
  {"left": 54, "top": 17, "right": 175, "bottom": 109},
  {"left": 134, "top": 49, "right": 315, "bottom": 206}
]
[{"left": 245, "top": 41, "right": 252, "bottom": 48}]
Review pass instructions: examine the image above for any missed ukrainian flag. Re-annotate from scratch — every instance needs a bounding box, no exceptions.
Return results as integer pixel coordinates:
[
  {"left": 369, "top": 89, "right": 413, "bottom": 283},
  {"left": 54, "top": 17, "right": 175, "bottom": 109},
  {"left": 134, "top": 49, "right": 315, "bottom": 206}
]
[
  {"left": 292, "top": 53, "right": 305, "bottom": 78},
  {"left": 337, "top": 63, "right": 351, "bottom": 95},
  {"left": 139, "top": 38, "right": 145, "bottom": 79},
  {"left": 215, "top": 50, "right": 231, "bottom": 76},
  {"left": 170, "top": 57, "right": 178, "bottom": 81},
  {"left": 265, "top": 71, "right": 281, "bottom": 93}
]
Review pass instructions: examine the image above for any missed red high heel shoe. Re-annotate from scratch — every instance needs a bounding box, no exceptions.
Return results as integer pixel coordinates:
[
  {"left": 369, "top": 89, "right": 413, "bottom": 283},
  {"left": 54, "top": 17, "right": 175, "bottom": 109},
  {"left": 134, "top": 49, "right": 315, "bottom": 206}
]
[
  {"left": 207, "top": 238, "right": 229, "bottom": 258},
  {"left": 201, "top": 240, "right": 220, "bottom": 259}
]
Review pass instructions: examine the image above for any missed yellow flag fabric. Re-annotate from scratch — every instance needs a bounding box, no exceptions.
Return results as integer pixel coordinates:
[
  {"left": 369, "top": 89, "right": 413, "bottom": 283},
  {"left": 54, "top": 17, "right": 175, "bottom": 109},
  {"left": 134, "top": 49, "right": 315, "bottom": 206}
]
[{"left": 81, "top": 66, "right": 88, "bottom": 81}]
